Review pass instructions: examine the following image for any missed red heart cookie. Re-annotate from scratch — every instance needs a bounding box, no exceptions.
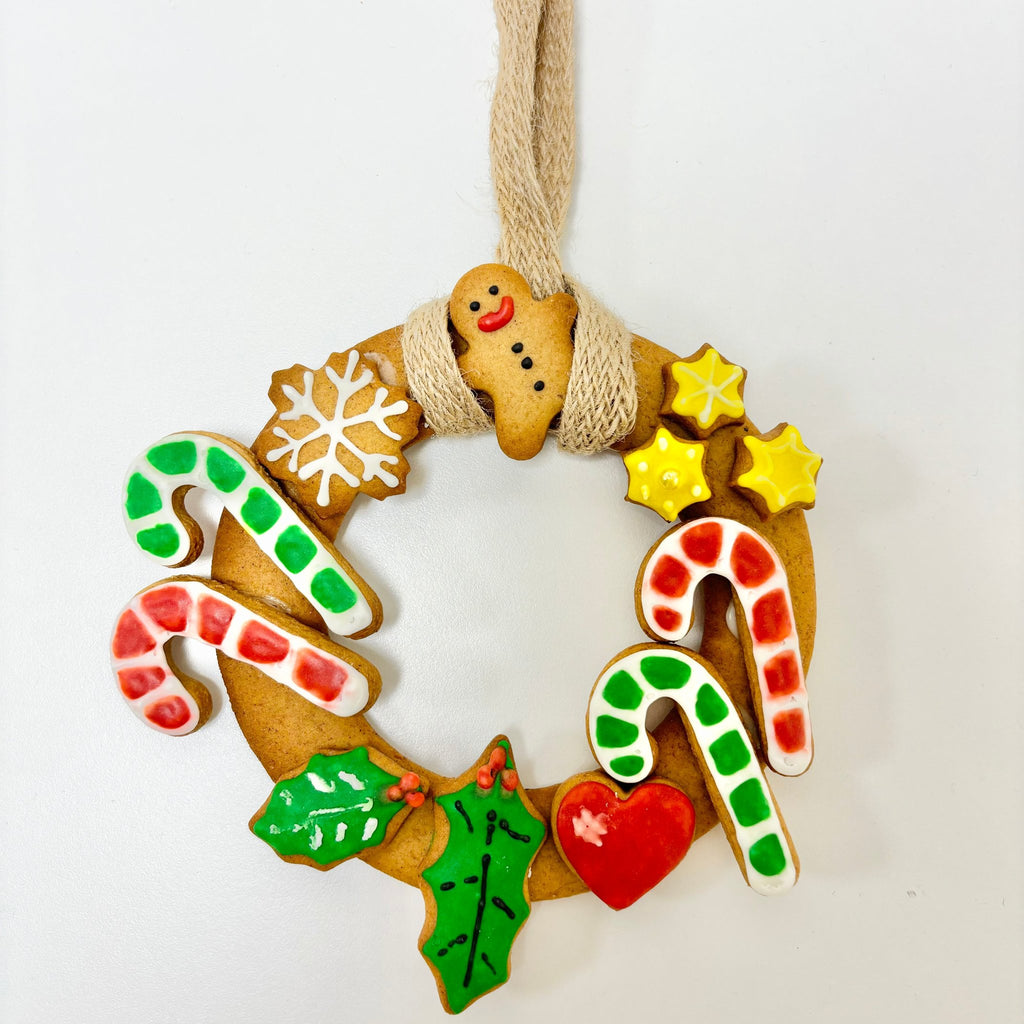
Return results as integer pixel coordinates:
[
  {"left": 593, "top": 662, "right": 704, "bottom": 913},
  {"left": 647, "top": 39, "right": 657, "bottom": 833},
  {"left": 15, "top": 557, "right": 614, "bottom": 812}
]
[{"left": 554, "top": 776, "right": 696, "bottom": 910}]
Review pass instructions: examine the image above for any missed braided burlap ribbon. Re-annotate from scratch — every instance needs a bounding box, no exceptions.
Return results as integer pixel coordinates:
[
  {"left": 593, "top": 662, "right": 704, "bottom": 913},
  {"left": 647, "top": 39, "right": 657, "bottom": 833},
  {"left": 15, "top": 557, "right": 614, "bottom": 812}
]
[{"left": 402, "top": 0, "right": 637, "bottom": 453}]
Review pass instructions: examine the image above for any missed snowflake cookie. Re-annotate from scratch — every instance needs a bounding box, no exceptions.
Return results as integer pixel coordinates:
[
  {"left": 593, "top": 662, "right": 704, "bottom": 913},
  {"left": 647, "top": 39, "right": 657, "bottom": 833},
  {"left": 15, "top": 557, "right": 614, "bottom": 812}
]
[{"left": 254, "top": 348, "right": 423, "bottom": 519}]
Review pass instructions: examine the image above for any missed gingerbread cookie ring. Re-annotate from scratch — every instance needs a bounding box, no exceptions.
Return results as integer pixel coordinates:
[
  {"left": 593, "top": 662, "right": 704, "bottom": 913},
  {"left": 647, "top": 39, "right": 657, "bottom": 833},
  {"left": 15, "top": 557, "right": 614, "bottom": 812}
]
[{"left": 114, "top": 264, "right": 821, "bottom": 1012}]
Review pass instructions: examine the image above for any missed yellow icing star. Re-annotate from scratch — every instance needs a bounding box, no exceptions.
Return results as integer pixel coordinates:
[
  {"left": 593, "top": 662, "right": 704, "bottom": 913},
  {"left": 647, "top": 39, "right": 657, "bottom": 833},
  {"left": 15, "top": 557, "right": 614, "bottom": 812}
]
[
  {"left": 734, "top": 424, "right": 822, "bottom": 515},
  {"left": 623, "top": 427, "right": 711, "bottom": 521},
  {"left": 665, "top": 345, "right": 746, "bottom": 435}
]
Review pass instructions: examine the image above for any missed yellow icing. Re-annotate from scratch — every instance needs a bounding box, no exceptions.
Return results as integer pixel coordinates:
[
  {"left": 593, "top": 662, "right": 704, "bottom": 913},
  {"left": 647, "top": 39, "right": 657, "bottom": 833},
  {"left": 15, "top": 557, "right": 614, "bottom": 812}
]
[
  {"left": 735, "top": 424, "right": 822, "bottom": 514},
  {"left": 623, "top": 427, "right": 710, "bottom": 521},
  {"left": 667, "top": 348, "right": 745, "bottom": 430}
]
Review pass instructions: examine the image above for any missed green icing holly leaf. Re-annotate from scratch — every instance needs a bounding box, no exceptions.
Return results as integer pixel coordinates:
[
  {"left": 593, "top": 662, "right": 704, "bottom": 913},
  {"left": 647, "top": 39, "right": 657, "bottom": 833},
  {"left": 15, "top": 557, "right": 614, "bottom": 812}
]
[
  {"left": 420, "top": 739, "right": 545, "bottom": 1014},
  {"left": 251, "top": 748, "right": 408, "bottom": 868}
]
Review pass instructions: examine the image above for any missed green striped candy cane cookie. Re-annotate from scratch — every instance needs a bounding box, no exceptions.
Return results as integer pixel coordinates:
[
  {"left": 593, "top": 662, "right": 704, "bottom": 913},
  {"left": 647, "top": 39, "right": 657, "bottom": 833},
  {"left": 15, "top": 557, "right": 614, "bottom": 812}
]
[
  {"left": 123, "top": 431, "right": 381, "bottom": 638},
  {"left": 586, "top": 643, "right": 798, "bottom": 895}
]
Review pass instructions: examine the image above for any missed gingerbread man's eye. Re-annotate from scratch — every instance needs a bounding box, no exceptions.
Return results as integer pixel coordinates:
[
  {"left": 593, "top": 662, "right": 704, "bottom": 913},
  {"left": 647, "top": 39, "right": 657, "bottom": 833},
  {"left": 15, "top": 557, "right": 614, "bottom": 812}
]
[
  {"left": 489, "top": 285, "right": 499, "bottom": 295},
  {"left": 469, "top": 301, "right": 480, "bottom": 311}
]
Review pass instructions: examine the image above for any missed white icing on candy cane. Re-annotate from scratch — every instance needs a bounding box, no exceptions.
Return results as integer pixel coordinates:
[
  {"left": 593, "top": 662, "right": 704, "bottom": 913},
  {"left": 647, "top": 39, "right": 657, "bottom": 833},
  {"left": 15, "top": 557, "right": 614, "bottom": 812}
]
[
  {"left": 637, "top": 516, "right": 812, "bottom": 776},
  {"left": 587, "top": 645, "right": 797, "bottom": 895},
  {"left": 111, "top": 577, "right": 379, "bottom": 736},
  {"left": 122, "top": 431, "right": 379, "bottom": 638}
]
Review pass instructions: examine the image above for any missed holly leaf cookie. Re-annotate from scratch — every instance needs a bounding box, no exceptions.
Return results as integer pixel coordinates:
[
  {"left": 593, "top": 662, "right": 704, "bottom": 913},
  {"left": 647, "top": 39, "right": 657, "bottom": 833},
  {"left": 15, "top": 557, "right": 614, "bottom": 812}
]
[
  {"left": 418, "top": 737, "right": 545, "bottom": 1014},
  {"left": 249, "top": 746, "right": 427, "bottom": 870},
  {"left": 552, "top": 772, "right": 696, "bottom": 910},
  {"left": 253, "top": 348, "right": 423, "bottom": 518},
  {"left": 450, "top": 263, "right": 577, "bottom": 461}
]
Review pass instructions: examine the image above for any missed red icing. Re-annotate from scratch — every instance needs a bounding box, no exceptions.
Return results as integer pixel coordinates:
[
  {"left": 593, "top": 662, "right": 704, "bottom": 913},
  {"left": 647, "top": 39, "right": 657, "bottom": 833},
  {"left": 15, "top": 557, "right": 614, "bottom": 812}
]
[
  {"left": 140, "top": 586, "right": 191, "bottom": 633},
  {"left": 237, "top": 622, "right": 290, "bottom": 663},
  {"left": 680, "top": 521, "right": 722, "bottom": 566},
  {"left": 751, "top": 589, "right": 792, "bottom": 643},
  {"left": 764, "top": 650, "right": 801, "bottom": 696},
  {"left": 500, "top": 769, "right": 519, "bottom": 792},
  {"left": 197, "top": 596, "right": 235, "bottom": 645},
  {"left": 112, "top": 610, "right": 156, "bottom": 659},
  {"left": 477, "top": 766, "right": 495, "bottom": 789},
  {"left": 477, "top": 295, "right": 514, "bottom": 332},
  {"left": 118, "top": 666, "right": 166, "bottom": 699},
  {"left": 405, "top": 791, "right": 425, "bottom": 808},
  {"left": 773, "top": 709, "right": 807, "bottom": 753},
  {"left": 144, "top": 695, "right": 192, "bottom": 731},
  {"left": 386, "top": 784, "right": 403, "bottom": 802},
  {"left": 556, "top": 781, "right": 695, "bottom": 910},
  {"left": 650, "top": 555, "right": 691, "bottom": 598},
  {"left": 652, "top": 606, "right": 683, "bottom": 633},
  {"left": 730, "top": 532, "right": 776, "bottom": 588},
  {"left": 292, "top": 648, "right": 346, "bottom": 701}
]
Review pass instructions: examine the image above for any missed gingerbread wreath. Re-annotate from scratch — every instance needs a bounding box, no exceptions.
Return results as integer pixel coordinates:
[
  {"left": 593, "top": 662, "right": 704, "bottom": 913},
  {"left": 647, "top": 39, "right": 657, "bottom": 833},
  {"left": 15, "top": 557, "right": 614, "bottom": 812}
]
[
  {"left": 112, "top": 261, "right": 822, "bottom": 1013},
  {"left": 111, "top": 1, "right": 823, "bottom": 1013}
]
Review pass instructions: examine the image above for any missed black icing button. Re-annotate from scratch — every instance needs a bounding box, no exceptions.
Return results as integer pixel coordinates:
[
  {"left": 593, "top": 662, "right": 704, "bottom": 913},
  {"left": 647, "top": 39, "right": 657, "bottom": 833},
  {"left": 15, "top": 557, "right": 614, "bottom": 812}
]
[
  {"left": 521, "top": 356, "right": 533, "bottom": 369},
  {"left": 511, "top": 342, "right": 524, "bottom": 353},
  {"left": 534, "top": 380, "right": 545, "bottom": 391},
  {"left": 489, "top": 285, "right": 499, "bottom": 295},
  {"left": 469, "top": 301, "right": 480, "bottom": 311}
]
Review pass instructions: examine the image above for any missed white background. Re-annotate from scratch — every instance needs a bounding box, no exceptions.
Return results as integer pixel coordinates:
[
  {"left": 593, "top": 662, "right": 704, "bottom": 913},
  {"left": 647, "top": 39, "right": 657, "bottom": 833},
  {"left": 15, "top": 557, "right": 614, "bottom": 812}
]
[{"left": 2, "top": 2, "right": 1022, "bottom": 1021}]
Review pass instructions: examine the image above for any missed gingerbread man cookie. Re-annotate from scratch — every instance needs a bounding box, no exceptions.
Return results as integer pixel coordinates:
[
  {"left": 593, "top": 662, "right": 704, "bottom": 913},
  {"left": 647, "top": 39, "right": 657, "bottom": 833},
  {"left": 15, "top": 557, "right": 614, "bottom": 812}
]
[{"left": 449, "top": 264, "right": 577, "bottom": 460}]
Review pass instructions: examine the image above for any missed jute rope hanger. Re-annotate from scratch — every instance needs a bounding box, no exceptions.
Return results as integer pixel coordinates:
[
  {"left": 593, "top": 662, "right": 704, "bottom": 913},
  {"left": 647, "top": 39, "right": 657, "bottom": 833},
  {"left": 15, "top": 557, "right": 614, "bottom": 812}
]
[{"left": 402, "top": 0, "right": 638, "bottom": 454}]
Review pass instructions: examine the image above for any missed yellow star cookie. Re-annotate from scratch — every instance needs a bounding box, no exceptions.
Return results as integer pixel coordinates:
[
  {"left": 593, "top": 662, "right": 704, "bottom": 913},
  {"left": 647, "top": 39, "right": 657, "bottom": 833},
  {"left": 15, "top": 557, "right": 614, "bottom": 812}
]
[
  {"left": 731, "top": 422, "right": 822, "bottom": 518},
  {"left": 623, "top": 427, "right": 710, "bottom": 521},
  {"left": 661, "top": 344, "right": 747, "bottom": 437}
]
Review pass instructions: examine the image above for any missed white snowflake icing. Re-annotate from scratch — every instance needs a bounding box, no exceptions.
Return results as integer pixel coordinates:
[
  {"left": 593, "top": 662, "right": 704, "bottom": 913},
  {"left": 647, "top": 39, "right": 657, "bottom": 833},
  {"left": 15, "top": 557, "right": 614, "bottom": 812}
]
[
  {"left": 265, "top": 348, "right": 410, "bottom": 506},
  {"left": 572, "top": 808, "right": 610, "bottom": 847}
]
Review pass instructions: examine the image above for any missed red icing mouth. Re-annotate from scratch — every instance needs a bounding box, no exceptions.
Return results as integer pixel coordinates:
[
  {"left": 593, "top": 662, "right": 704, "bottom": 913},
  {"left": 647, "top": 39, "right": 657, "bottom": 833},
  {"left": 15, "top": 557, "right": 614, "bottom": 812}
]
[{"left": 477, "top": 295, "right": 514, "bottom": 332}]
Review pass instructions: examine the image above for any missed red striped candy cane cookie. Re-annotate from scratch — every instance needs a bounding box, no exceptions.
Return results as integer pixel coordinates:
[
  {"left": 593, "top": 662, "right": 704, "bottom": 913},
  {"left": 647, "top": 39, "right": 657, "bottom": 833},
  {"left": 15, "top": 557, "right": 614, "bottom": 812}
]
[
  {"left": 637, "top": 516, "right": 812, "bottom": 776},
  {"left": 111, "top": 576, "right": 381, "bottom": 736}
]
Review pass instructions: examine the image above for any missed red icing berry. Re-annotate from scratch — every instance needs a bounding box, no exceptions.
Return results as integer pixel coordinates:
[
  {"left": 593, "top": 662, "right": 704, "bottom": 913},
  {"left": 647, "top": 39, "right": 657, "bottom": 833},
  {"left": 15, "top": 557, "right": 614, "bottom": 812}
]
[
  {"left": 112, "top": 610, "right": 157, "bottom": 658},
  {"left": 477, "top": 766, "right": 495, "bottom": 790},
  {"left": 730, "top": 532, "right": 776, "bottom": 588},
  {"left": 405, "top": 791, "right": 425, "bottom": 808},
  {"left": 488, "top": 747, "right": 507, "bottom": 771},
  {"left": 680, "top": 520, "right": 722, "bottom": 565},
  {"left": 773, "top": 709, "right": 807, "bottom": 753},
  {"left": 386, "top": 785, "right": 403, "bottom": 802},
  {"left": 237, "top": 622, "right": 290, "bottom": 664},
  {"left": 400, "top": 772, "right": 420, "bottom": 792},
  {"left": 140, "top": 586, "right": 191, "bottom": 633},
  {"left": 144, "top": 695, "right": 192, "bottom": 731},
  {"left": 751, "top": 589, "right": 792, "bottom": 643},
  {"left": 197, "top": 596, "right": 235, "bottom": 645},
  {"left": 653, "top": 606, "right": 683, "bottom": 633},
  {"left": 292, "top": 649, "right": 346, "bottom": 701},
  {"left": 500, "top": 769, "right": 519, "bottom": 792},
  {"left": 764, "top": 650, "right": 801, "bottom": 696},
  {"left": 118, "top": 666, "right": 166, "bottom": 699},
  {"left": 650, "top": 555, "right": 691, "bottom": 598}
]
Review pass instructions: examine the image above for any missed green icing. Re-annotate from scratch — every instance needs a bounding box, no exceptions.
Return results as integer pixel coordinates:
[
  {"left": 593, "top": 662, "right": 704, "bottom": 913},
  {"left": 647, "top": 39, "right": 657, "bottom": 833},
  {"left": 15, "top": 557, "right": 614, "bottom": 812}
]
[
  {"left": 602, "top": 670, "right": 644, "bottom": 711},
  {"left": 694, "top": 684, "right": 728, "bottom": 726},
  {"left": 251, "top": 748, "right": 405, "bottom": 867},
  {"left": 125, "top": 472, "right": 162, "bottom": 520},
  {"left": 310, "top": 568, "right": 357, "bottom": 613},
  {"left": 206, "top": 446, "right": 246, "bottom": 493},
  {"left": 748, "top": 833, "right": 788, "bottom": 876},
  {"left": 146, "top": 439, "right": 197, "bottom": 475},
  {"left": 708, "top": 730, "right": 751, "bottom": 776},
  {"left": 609, "top": 754, "right": 645, "bottom": 777},
  {"left": 728, "top": 778, "right": 771, "bottom": 827},
  {"left": 275, "top": 525, "right": 316, "bottom": 573},
  {"left": 421, "top": 740, "right": 543, "bottom": 1014},
  {"left": 594, "top": 715, "right": 639, "bottom": 749},
  {"left": 136, "top": 523, "right": 180, "bottom": 559},
  {"left": 639, "top": 655, "right": 691, "bottom": 690},
  {"left": 240, "top": 488, "right": 282, "bottom": 534}
]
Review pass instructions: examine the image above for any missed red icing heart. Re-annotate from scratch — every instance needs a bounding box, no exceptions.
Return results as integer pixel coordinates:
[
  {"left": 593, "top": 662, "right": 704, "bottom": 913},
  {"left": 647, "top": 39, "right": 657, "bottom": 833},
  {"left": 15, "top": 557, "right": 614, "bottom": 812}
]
[{"left": 556, "top": 780, "right": 695, "bottom": 910}]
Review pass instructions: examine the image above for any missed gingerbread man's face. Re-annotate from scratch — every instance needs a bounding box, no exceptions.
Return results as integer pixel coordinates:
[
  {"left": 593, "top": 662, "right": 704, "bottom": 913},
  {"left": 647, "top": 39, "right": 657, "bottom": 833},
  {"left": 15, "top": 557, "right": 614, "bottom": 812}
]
[{"left": 450, "top": 264, "right": 577, "bottom": 460}]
